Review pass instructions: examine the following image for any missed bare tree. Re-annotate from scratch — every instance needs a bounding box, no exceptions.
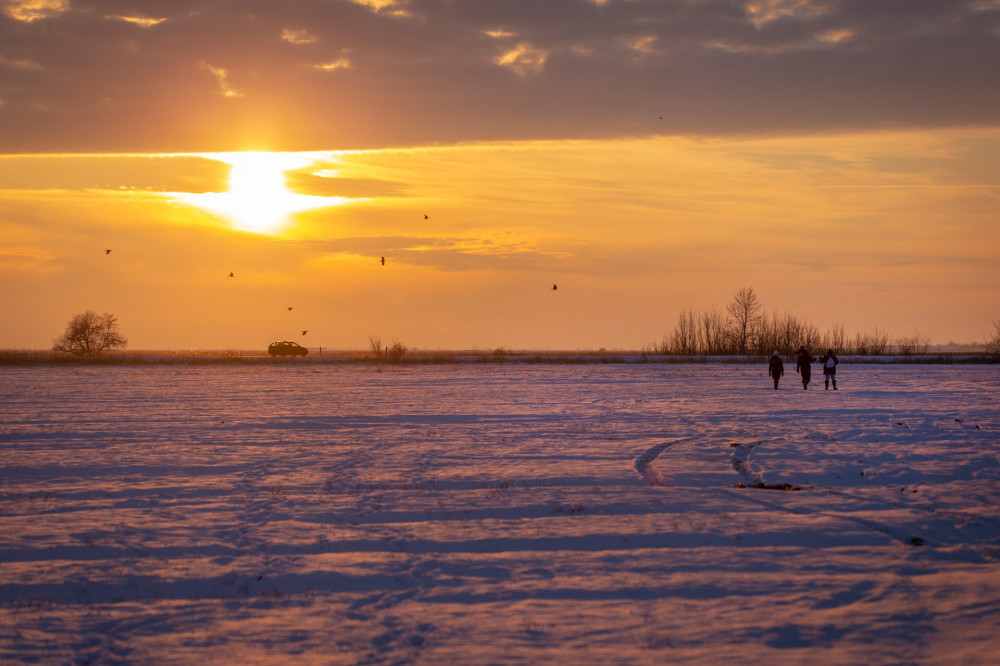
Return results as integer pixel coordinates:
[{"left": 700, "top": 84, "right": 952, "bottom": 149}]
[
  {"left": 757, "top": 310, "right": 820, "bottom": 356},
  {"left": 701, "top": 308, "right": 730, "bottom": 354},
  {"left": 726, "top": 287, "right": 763, "bottom": 354},
  {"left": 54, "top": 311, "right": 127, "bottom": 356},
  {"left": 851, "top": 328, "right": 891, "bottom": 355},
  {"left": 895, "top": 331, "right": 931, "bottom": 355},
  {"left": 756, "top": 311, "right": 781, "bottom": 356},
  {"left": 668, "top": 308, "right": 701, "bottom": 355},
  {"left": 987, "top": 320, "right": 1000, "bottom": 357},
  {"left": 869, "top": 328, "right": 891, "bottom": 355},
  {"left": 823, "top": 322, "right": 846, "bottom": 353}
]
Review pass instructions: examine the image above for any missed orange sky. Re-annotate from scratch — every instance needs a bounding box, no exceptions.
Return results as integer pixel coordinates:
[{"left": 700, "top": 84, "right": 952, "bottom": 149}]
[
  {"left": 2, "top": 130, "right": 998, "bottom": 350},
  {"left": 2, "top": 1, "right": 999, "bottom": 349}
]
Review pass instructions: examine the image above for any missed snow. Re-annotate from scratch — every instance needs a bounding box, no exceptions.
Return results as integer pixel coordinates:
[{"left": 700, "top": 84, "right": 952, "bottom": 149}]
[{"left": 1, "top": 363, "right": 999, "bottom": 664}]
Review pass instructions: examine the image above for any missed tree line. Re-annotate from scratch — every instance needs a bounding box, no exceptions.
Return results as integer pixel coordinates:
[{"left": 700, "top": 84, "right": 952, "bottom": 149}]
[
  {"left": 45, "top": 305, "right": 999, "bottom": 358},
  {"left": 656, "top": 287, "right": 934, "bottom": 357}
]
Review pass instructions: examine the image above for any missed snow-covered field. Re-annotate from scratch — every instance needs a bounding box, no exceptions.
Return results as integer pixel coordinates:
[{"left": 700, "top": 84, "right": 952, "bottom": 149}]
[{"left": 2, "top": 363, "right": 999, "bottom": 664}]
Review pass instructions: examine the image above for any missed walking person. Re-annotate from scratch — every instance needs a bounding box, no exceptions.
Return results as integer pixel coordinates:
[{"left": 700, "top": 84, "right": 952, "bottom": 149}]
[
  {"left": 795, "top": 346, "right": 814, "bottom": 390},
  {"left": 820, "top": 349, "right": 839, "bottom": 390},
  {"left": 768, "top": 351, "right": 784, "bottom": 390}
]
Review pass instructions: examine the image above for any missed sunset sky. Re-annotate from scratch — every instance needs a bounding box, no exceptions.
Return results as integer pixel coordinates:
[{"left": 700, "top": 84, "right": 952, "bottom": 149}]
[{"left": 2, "top": 0, "right": 998, "bottom": 350}]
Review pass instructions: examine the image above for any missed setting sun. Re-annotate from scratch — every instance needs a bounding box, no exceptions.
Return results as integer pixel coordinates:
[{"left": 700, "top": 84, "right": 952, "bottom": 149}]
[{"left": 174, "top": 152, "right": 348, "bottom": 234}]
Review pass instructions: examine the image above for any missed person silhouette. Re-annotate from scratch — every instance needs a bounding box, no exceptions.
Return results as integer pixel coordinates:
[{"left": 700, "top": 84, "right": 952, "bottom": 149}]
[
  {"left": 820, "top": 348, "right": 839, "bottom": 390},
  {"left": 768, "top": 351, "right": 784, "bottom": 390},
  {"left": 795, "top": 346, "right": 814, "bottom": 390}
]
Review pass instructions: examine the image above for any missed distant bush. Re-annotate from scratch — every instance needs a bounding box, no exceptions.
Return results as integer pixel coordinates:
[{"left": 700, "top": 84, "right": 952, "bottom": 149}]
[
  {"left": 368, "top": 335, "right": 407, "bottom": 363},
  {"left": 386, "top": 341, "right": 407, "bottom": 363}
]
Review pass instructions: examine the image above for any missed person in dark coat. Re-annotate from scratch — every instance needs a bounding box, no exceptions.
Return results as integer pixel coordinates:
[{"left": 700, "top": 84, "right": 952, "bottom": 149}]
[
  {"left": 820, "top": 348, "right": 839, "bottom": 390},
  {"left": 795, "top": 346, "right": 814, "bottom": 390},
  {"left": 768, "top": 351, "right": 784, "bottom": 390}
]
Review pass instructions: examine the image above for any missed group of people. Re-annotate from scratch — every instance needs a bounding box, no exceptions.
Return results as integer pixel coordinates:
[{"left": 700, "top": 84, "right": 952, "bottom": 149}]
[{"left": 768, "top": 347, "right": 839, "bottom": 390}]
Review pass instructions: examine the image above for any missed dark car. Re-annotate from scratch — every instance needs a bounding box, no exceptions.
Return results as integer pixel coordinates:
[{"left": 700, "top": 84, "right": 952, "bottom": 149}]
[{"left": 268, "top": 341, "right": 308, "bottom": 357}]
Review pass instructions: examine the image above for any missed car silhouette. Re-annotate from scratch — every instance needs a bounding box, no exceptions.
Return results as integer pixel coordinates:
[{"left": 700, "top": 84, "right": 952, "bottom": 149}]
[{"left": 268, "top": 341, "right": 308, "bottom": 357}]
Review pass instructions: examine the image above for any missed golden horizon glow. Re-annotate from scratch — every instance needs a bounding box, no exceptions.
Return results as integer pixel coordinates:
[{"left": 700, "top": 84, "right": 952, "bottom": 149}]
[
  {"left": 172, "top": 152, "right": 351, "bottom": 235},
  {"left": 1, "top": 128, "right": 998, "bottom": 350}
]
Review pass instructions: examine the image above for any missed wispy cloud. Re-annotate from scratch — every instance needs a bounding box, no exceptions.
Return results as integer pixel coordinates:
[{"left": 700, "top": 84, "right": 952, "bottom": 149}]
[
  {"left": 2, "top": 0, "right": 68, "bottom": 23},
  {"left": 0, "top": 54, "right": 42, "bottom": 69},
  {"left": 746, "top": 0, "right": 831, "bottom": 28},
  {"left": 344, "top": 0, "right": 412, "bottom": 18},
  {"left": 281, "top": 28, "right": 317, "bottom": 45},
  {"left": 200, "top": 63, "right": 243, "bottom": 99},
  {"left": 110, "top": 15, "right": 168, "bottom": 28},
  {"left": 496, "top": 43, "right": 548, "bottom": 77},
  {"left": 311, "top": 57, "right": 352, "bottom": 72}
]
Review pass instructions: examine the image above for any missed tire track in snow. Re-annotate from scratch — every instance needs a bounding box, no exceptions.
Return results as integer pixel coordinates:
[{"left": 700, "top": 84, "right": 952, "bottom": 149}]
[
  {"left": 638, "top": 437, "right": 991, "bottom": 551},
  {"left": 730, "top": 441, "right": 801, "bottom": 491},
  {"left": 726, "top": 442, "right": 999, "bottom": 551},
  {"left": 633, "top": 437, "right": 698, "bottom": 486}
]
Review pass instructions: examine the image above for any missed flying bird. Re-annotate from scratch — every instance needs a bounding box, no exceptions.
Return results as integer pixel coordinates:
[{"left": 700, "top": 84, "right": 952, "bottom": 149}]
[
  {"left": 228, "top": 272, "right": 235, "bottom": 278},
  {"left": 105, "top": 249, "right": 111, "bottom": 254},
  {"left": 301, "top": 330, "right": 308, "bottom": 336},
  {"left": 287, "top": 307, "right": 293, "bottom": 311},
  {"left": 380, "top": 256, "right": 385, "bottom": 266},
  {"left": 423, "top": 214, "right": 429, "bottom": 220},
  {"left": 552, "top": 284, "right": 558, "bottom": 291}
]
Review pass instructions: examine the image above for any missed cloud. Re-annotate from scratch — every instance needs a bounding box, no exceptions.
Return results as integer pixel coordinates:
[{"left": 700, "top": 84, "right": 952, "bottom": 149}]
[
  {"left": 495, "top": 42, "right": 548, "bottom": 77},
  {"left": 2, "top": 0, "right": 68, "bottom": 23},
  {"left": 345, "top": 0, "right": 412, "bottom": 18},
  {"left": 624, "top": 34, "right": 659, "bottom": 57},
  {"left": 281, "top": 28, "right": 317, "bottom": 45},
  {"left": 0, "top": 154, "right": 229, "bottom": 192},
  {"left": 0, "top": 53, "right": 42, "bottom": 69},
  {"left": 310, "top": 56, "right": 352, "bottom": 72},
  {"left": 303, "top": 232, "right": 571, "bottom": 273},
  {"left": 200, "top": 63, "right": 244, "bottom": 99},
  {"left": 285, "top": 171, "right": 404, "bottom": 198},
  {"left": 0, "top": 1, "right": 998, "bottom": 151},
  {"left": 746, "top": 0, "right": 830, "bottom": 28},
  {"left": 110, "top": 15, "right": 168, "bottom": 28}
]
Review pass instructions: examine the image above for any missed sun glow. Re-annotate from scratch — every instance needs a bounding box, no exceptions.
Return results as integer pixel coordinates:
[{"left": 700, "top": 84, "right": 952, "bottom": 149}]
[{"left": 176, "top": 152, "right": 348, "bottom": 234}]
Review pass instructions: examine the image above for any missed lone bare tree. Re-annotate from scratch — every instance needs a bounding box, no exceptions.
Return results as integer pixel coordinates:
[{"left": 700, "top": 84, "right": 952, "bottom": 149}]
[
  {"left": 54, "top": 311, "right": 127, "bottom": 356},
  {"left": 726, "top": 287, "right": 763, "bottom": 354}
]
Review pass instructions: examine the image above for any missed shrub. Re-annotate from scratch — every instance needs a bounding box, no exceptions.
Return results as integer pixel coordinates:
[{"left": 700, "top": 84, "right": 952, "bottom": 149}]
[{"left": 368, "top": 335, "right": 407, "bottom": 362}]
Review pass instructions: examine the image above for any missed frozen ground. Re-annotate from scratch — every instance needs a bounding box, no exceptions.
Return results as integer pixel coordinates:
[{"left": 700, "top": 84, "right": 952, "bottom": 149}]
[{"left": 1, "top": 363, "right": 999, "bottom": 664}]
